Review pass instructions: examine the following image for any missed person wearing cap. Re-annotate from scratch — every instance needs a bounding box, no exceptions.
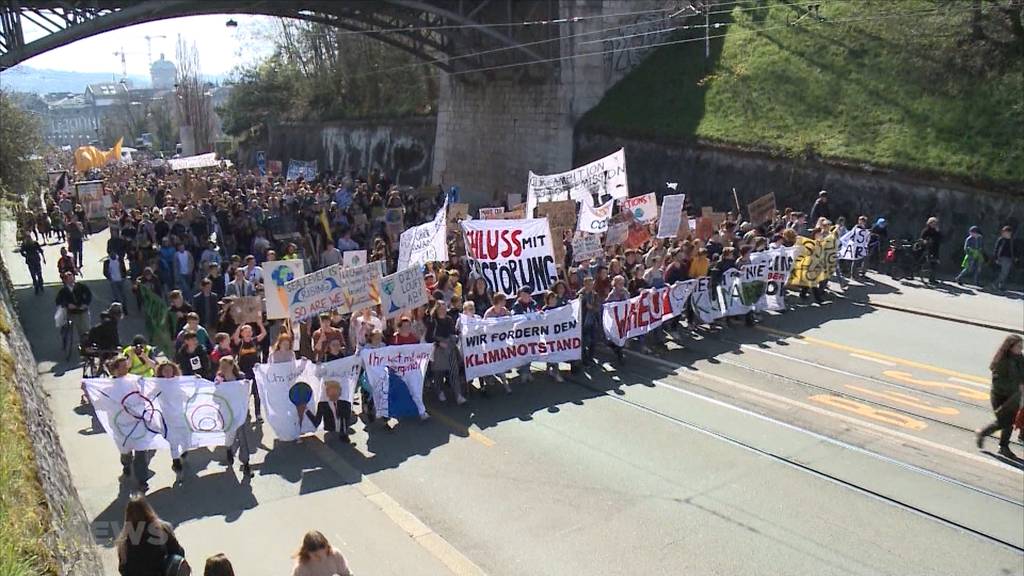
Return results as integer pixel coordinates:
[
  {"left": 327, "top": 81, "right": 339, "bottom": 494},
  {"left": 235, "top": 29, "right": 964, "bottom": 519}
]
[
  {"left": 954, "top": 226, "right": 985, "bottom": 286},
  {"left": 809, "top": 190, "right": 830, "bottom": 230},
  {"left": 869, "top": 217, "right": 889, "bottom": 271}
]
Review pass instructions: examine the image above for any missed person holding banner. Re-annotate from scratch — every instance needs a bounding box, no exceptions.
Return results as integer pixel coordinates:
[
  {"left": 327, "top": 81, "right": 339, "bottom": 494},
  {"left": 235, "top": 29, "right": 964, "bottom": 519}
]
[
  {"left": 427, "top": 302, "right": 466, "bottom": 404},
  {"left": 232, "top": 320, "right": 267, "bottom": 422}
]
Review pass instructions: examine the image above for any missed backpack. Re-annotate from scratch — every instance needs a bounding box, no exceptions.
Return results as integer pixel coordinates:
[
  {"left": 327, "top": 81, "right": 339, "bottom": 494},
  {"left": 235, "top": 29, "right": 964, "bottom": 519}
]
[{"left": 163, "top": 553, "right": 191, "bottom": 576}]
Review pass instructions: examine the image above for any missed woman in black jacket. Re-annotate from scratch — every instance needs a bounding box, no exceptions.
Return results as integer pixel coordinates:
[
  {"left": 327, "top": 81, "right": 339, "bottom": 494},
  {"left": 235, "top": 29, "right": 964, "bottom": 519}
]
[{"left": 117, "top": 495, "right": 186, "bottom": 576}]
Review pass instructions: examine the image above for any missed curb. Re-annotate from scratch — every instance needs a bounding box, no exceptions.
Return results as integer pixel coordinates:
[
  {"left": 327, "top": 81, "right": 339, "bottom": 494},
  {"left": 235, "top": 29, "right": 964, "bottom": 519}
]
[{"left": 857, "top": 299, "right": 1024, "bottom": 335}]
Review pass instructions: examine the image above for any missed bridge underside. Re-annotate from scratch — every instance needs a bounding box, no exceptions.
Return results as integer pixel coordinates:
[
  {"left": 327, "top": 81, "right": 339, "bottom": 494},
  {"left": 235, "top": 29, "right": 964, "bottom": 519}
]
[{"left": 0, "top": 0, "right": 559, "bottom": 74}]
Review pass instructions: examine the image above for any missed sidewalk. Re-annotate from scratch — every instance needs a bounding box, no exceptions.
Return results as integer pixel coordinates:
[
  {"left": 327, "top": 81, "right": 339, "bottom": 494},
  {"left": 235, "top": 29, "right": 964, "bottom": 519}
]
[{"left": 841, "top": 272, "right": 1023, "bottom": 333}]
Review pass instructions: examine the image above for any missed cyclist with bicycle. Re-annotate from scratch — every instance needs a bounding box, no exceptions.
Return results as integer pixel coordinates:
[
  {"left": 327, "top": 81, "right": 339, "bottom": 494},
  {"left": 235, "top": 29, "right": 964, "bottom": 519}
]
[
  {"left": 55, "top": 271, "right": 93, "bottom": 355},
  {"left": 920, "top": 216, "right": 944, "bottom": 284}
]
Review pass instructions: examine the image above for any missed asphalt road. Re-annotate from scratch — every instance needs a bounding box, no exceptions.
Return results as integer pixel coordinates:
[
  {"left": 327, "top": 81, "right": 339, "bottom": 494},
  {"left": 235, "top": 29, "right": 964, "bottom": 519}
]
[{"left": 4, "top": 225, "right": 1022, "bottom": 576}]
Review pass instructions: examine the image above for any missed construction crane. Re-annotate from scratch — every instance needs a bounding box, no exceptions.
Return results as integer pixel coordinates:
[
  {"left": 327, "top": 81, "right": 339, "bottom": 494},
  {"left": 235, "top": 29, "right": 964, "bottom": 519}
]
[
  {"left": 144, "top": 34, "right": 167, "bottom": 65},
  {"left": 113, "top": 46, "right": 128, "bottom": 80}
]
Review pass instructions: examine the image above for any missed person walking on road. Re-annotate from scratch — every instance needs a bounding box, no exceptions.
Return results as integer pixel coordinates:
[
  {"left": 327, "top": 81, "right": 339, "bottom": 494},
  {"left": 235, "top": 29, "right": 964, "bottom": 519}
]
[
  {"left": 291, "top": 530, "right": 352, "bottom": 576},
  {"left": 19, "top": 235, "right": 46, "bottom": 294},
  {"left": 116, "top": 494, "right": 187, "bottom": 576},
  {"left": 955, "top": 226, "right": 984, "bottom": 286},
  {"left": 976, "top": 334, "right": 1023, "bottom": 459},
  {"left": 919, "top": 217, "right": 944, "bottom": 283},
  {"left": 55, "top": 270, "right": 92, "bottom": 345},
  {"left": 991, "top": 226, "right": 1016, "bottom": 291},
  {"left": 808, "top": 190, "right": 831, "bottom": 231}
]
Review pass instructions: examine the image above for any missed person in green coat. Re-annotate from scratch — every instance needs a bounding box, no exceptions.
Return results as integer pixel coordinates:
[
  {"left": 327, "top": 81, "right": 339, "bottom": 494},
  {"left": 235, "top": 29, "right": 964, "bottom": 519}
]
[{"left": 977, "top": 334, "right": 1024, "bottom": 459}]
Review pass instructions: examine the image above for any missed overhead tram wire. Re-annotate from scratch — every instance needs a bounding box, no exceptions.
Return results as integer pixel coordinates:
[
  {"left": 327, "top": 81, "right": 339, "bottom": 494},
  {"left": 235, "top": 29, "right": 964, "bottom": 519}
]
[
  {"left": 440, "top": 4, "right": 994, "bottom": 77},
  {"left": 350, "top": 0, "right": 843, "bottom": 78}
]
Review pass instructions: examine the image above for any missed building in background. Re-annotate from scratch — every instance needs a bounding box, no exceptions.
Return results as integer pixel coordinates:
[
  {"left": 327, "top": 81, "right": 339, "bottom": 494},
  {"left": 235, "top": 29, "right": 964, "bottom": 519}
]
[{"left": 150, "top": 53, "right": 176, "bottom": 90}]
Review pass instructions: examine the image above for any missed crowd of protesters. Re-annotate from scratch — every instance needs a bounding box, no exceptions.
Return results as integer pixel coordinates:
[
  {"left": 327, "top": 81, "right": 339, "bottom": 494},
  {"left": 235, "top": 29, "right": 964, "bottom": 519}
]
[{"left": 13, "top": 154, "right": 1022, "bottom": 574}]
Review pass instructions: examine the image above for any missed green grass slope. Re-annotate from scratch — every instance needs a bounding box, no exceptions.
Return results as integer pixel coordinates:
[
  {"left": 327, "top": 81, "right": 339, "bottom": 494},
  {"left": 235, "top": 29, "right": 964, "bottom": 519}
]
[{"left": 581, "top": 0, "right": 1024, "bottom": 186}]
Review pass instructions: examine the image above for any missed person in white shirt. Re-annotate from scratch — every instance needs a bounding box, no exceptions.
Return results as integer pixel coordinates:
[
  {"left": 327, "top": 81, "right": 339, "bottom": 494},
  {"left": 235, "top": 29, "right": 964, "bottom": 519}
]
[
  {"left": 243, "top": 255, "right": 264, "bottom": 286},
  {"left": 173, "top": 243, "right": 194, "bottom": 301}
]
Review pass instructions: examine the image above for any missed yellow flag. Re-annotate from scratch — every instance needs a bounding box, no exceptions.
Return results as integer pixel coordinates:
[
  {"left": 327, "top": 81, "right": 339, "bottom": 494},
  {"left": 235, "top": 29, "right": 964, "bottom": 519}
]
[
  {"left": 320, "top": 209, "right": 333, "bottom": 243},
  {"left": 74, "top": 137, "right": 123, "bottom": 172}
]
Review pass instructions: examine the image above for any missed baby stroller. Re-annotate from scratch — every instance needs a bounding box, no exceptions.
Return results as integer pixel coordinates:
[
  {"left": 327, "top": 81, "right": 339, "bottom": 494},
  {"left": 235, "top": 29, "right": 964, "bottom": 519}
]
[{"left": 886, "top": 239, "right": 928, "bottom": 282}]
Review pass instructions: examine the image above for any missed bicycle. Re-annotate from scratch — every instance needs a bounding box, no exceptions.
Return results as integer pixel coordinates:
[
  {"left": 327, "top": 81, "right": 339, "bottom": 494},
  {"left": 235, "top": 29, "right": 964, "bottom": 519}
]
[
  {"left": 58, "top": 308, "right": 75, "bottom": 361},
  {"left": 81, "top": 346, "right": 118, "bottom": 378}
]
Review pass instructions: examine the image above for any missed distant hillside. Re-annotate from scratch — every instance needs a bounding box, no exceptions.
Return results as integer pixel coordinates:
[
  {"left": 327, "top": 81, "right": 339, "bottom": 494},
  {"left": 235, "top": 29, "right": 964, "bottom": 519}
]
[
  {"left": 581, "top": 0, "right": 1024, "bottom": 187},
  {"left": 0, "top": 65, "right": 149, "bottom": 94}
]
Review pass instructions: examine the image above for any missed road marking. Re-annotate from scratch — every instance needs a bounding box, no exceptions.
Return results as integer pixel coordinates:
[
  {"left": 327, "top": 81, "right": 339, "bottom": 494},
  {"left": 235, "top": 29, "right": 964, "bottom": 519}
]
[
  {"left": 883, "top": 371, "right": 989, "bottom": 401},
  {"left": 622, "top": 349, "right": 1017, "bottom": 471},
  {"left": 849, "top": 353, "right": 895, "bottom": 366},
  {"left": 429, "top": 409, "right": 496, "bottom": 448},
  {"left": 756, "top": 326, "right": 989, "bottom": 384},
  {"left": 306, "top": 437, "right": 487, "bottom": 576},
  {"left": 844, "top": 384, "right": 959, "bottom": 416},
  {"left": 948, "top": 376, "right": 991, "bottom": 390},
  {"left": 809, "top": 394, "right": 929, "bottom": 430}
]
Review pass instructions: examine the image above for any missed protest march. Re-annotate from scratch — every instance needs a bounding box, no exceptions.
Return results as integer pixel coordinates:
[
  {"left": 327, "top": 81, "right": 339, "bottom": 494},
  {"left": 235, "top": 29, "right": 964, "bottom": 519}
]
[{"left": 25, "top": 142, "right": 948, "bottom": 497}]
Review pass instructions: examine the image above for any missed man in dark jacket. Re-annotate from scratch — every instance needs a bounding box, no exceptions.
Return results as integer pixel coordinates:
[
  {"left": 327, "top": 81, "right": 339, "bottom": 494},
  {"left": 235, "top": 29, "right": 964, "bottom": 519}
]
[
  {"left": 55, "top": 271, "right": 93, "bottom": 344},
  {"left": 192, "top": 278, "right": 221, "bottom": 329},
  {"left": 808, "top": 190, "right": 831, "bottom": 228},
  {"left": 175, "top": 332, "right": 211, "bottom": 378}
]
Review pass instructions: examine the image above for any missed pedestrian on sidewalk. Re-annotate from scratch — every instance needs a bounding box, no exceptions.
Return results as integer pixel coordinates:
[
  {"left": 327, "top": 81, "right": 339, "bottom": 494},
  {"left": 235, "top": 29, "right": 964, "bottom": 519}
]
[
  {"left": 976, "top": 334, "right": 1023, "bottom": 459},
  {"left": 18, "top": 235, "right": 46, "bottom": 294},
  {"left": 991, "top": 226, "right": 1016, "bottom": 291},
  {"left": 116, "top": 494, "right": 187, "bottom": 576},
  {"left": 291, "top": 530, "right": 352, "bottom": 576},
  {"left": 919, "top": 217, "right": 943, "bottom": 283},
  {"left": 955, "top": 226, "right": 984, "bottom": 286}
]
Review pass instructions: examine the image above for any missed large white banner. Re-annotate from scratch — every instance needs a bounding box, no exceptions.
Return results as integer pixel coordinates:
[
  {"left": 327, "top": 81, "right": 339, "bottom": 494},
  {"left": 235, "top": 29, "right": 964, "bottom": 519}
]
[
  {"left": 690, "top": 276, "right": 724, "bottom": 324},
  {"left": 759, "top": 247, "right": 797, "bottom": 311},
  {"left": 838, "top": 227, "right": 870, "bottom": 260},
  {"left": 577, "top": 198, "right": 614, "bottom": 234},
  {"left": 254, "top": 359, "right": 320, "bottom": 441},
  {"left": 168, "top": 153, "right": 219, "bottom": 171},
  {"left": 360, "top": 344, "right": 433, "bottom": 419},
  {"left": 381, "top": 266, "right": 429, "bottom": 319},
  {"left": 284, "top": 264, "right": 345, "bottom": 323},
  {"left": 527, "top": 149, "right": 628, "bottom": 217},
  {"left": 148, "top": 377, "right": 250, "bottom": 451},
  {"left": 461, "top": 218, "right": 558, "bottom": 296},
  {"left": 315, "top": 355, "right": 363, "bottom": 405},
  {"left": 286, "top": 159, "right": 318, "bottom": 181},
  {"left": 83, "top": 376, "right": 249, "bottom": 453},
  {"left": 460, "top": 301, "right": 582, "bottom": 379},
  {"left": 602, "top": 283, "right": 694, "bottom": 346},
  {"left": 719, "top": 255, "right": 771, "bottom": 316},
  {"left": 620, "top": 193, "right": 658, "bottom": 223},
  {"left": 657, "top": 194, "right": 687, "bottom": 238},
  {"left": 397, "top": 200, "right": 448, "bottom": 270},
  {"left": 264, "top": 260, "right": 306, "bottom": 320}
]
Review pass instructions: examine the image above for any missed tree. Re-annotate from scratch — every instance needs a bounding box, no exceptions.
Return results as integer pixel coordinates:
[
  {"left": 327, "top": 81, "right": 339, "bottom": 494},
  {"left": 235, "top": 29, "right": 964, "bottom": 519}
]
[
  {"left": 176, "top": 37, "right": 213, "bottom": 154},
  {"left": 0, "top": 90, "right": 44, "bottom": 202}
]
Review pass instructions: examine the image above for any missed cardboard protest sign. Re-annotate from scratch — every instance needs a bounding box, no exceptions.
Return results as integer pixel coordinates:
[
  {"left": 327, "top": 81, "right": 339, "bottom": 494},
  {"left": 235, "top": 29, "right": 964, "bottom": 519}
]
[
  {"left": 789, "top": 232, "right": 839, "bottom": 288},
  {"left": 527, "top": 148, "right": 628, "bottom": 217},
  {"left": 747, "top": 192, "right": 776, "bottom": 225},
  {"left": 657, "top": 194, "right": 687, "bottom": 238},
  {"left": 254, "top": 359, "right": 320, "bottom": 441},
  {"left": 342, "top": 250, "right": 367, "bottom": 268},
  {"left": 701, "top": 206, "right": 714, "bottom": 217},
  {"left": 267, "top": 160, "right": 283, "bottom": 175},
  {"left": 606, "top": 222, "right": 629, "bottom": 246},
  {"left": 624, "top": 220, "right": 652, "bottom": 249},
  {"left": 381, "top": 266, "right": 429, "bottom": 319},
  {"left": 461, "top": 218, "right": 558, "bottom": 296},
  {"left": 264, "top": 260, "right": 306, "bottom": 320},
  {"left": 479, "top": 207, "right": 505, "bottom": 219},
  {"left": 578, "top": 198, "right": 614, "bottom": 234},
  {"left": 602, "top": 283, "right": 693, "bottom": 346},
  {"left": 572, "top": 233, "right": 604, "bottom": 263},
  {"left": 446, "top": 203, "right": 469, "bottom": 231},
  {"left": 230, "top": 296, "right": 263, "bottom": 325},
  {"left": 284, "top": 264, "right": 346, "bottom": 323},
  {"left": 536, "top": 200, "right": 576, "bottom": 270},
  {"left": 360, "top": 344, "right": 433, "bottom": 419},
  {"left": 337, "top": 261, "right": 383, "bottom": 314},
  {"left": 75, "top": 180, "right": 106, "bottom": 220},
  {"left": 838, "top": 227, "right": 870, "bottom": 260},
  {"left": 695, "top": 217, "right": 714, "bottom": 241},
  {"left": 460, "top": 301, "right": 582, "bottom": 379},
  {"left": 398, "top": 200, "right": 448, "bottom": 270},
  {"left": 620, "top": 193, "right": 658, "bottom": 223}
]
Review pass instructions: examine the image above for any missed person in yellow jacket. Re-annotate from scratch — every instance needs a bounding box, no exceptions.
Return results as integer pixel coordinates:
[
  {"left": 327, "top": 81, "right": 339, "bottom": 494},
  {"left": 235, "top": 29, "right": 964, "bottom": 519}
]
[{"left": 122, "top": 335, "right": 157, "bottom": 377}]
